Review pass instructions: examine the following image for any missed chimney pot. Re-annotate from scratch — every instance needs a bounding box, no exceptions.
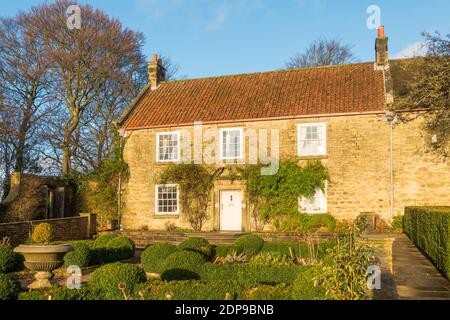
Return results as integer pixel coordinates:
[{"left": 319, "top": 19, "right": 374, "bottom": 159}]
[
  {"left": 148, "top": 53, "right": 166, "bottom": 88},
  {"left": 377, "top": 25, "right": 385, "bottom": 38}
]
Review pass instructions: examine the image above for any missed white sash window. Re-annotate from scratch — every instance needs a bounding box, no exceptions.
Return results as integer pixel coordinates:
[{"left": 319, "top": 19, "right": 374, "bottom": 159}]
[
  {"left": 157, "top": 132, "right": 180, "bottom": 162},
  {"left": 298, "top": 123, "right": 327, "bottom": 156}
]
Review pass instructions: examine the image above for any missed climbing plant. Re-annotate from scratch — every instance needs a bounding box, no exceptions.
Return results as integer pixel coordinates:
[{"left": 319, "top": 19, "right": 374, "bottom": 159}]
[
  {"left": 159, "top": 164, "right": 214, "bottom": 231},
  {"left": 71, "top": 130, "right": 129, "bottom": 225},
  {"left": 238, "top": 160, "right": 329, "bottom": 231}
]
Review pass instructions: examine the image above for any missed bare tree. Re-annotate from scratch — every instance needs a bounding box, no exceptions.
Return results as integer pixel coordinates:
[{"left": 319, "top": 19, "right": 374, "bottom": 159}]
[
  {"left": 397, "top": 31, "right": 450, "bottom": 155},
  {"left": 24, "top": 0, "right": 146, "bottom": 174},
  {"left": 0, "top": 14, "right": 54, "bottom": 175},
  {"left": 286, "top": 38, "right": 356, "bottom": 69},
  {"left": 158, "top": 54, "right": 181, "bottom": 80}
]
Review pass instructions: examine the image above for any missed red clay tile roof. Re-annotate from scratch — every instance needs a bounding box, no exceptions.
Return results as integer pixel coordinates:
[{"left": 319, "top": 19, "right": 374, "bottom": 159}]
[{"left": 121, "top": 62, "right": 387, "bottom": 130}]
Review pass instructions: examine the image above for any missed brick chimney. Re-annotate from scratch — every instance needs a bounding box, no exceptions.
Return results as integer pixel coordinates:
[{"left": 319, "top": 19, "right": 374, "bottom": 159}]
[
  {"left": 148, "top": 54, "right": 166, "bottom": 88},
  {"left": 375, "top": 25, "right": 389, "bottom": 67}
]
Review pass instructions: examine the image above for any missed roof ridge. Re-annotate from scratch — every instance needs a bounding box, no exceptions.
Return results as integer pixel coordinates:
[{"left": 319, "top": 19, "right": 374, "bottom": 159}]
[{"left": 161, "top": 61, "right": 375, "bottom": 84}]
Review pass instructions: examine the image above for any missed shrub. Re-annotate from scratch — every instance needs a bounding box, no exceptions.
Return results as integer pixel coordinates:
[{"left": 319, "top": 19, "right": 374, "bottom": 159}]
[
  {"left": 315, "top": 230, "right": 377, "bottom": 300},
  {"left": 404, "top": 207, "right": 450, "bottom": 278},
  {"left": 200, "top": 263, "right": 302, "bottom": 286},
  {"left": 64, "top": 243, "right": 92, "bottom": 268},
  {"left": 214, "top": 245, "right": 237, "bottom": 257},
  {"left": 160, "top": 251, "right": 205, "bottom": 281},
  {"left": 135, "top": 280, "right": 243, "bottom": 300},
  {"left": 106, "top": 236, "right": 135, "bottom": 261},
  {"left": 141, "top": 243, "right": 178, "bottom": 273},
  {"left": 250, "top": 252, "right": 293, "bottom": 267},
  {"left": 31, "top": 223, "right": 55, "bottom": 244},
  {"left": 291, "top": 266, "right": 326, "bottom": 300},
  {"left": 93, "top": 234, "right": 117, "bottom": 248},
  {"left": 90, "top": 263, "right": 146, "bottom": 300},
  {"left": 179, "top": 237, "right": 213, "bottom": 260},
  {"left": 390, "top": 215, "right": 404, "bottom": 232},
  {"left": 234, "top": 234, "right": 264, "bottom": 256},
  {"left": 0, "top": 273, "right": 21, "bottom": 300},
  {"left": 245, "top": 284, "right": 292, "bottom": 300},
  {"left": 0, "top": 244, "right": 24, "bottom": 273}
]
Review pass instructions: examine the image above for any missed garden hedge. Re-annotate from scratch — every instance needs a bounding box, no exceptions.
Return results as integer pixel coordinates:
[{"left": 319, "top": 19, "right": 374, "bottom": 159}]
[
  {"left": 141, "top": 243, "right": 178, "bottom": 273},
  {"left": 135, "top": 280, "right": 243, "bottom": 300},
  {"left": 200, "top": 263, "right": 302, "bottom": 286},
  {"left": 404, "top": 207, "right": 450, "bottom": 278},
  {"left": 291, "top": 265, "right": 327, "bottom": 300}
]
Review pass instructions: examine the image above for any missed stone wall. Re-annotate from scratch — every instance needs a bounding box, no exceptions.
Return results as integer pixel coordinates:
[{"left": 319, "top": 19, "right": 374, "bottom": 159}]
[
  {"left": 121, "top": 113, "right": 450, "bottom": 231},
  {"left": 0, "top": 214, "right": 96, "bottom": 246}
]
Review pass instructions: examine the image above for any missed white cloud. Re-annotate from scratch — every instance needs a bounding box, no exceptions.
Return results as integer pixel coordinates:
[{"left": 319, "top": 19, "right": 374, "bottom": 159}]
[
  {"left": 204, "top": 0, "right": 264, "bottom": 31},
  {"left": 394, "top": 42, "right": 427, "bottom": 59},
  {"left": 135, "top": 0, "right": 186, "bottom": 21}
]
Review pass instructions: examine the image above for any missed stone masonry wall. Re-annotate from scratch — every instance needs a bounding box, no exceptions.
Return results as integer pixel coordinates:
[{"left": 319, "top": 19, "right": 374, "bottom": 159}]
[
  {"left": 0, "top": 215, "right": 93, "bottom": 246},
  {"left": 121, "top": 113, "right": 450, "bottom": 231}
]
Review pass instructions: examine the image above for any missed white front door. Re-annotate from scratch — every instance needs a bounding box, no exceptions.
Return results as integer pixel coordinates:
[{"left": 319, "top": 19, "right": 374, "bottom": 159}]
[{"left": 220, "top": 190, "right": 242, "bottom": 231}]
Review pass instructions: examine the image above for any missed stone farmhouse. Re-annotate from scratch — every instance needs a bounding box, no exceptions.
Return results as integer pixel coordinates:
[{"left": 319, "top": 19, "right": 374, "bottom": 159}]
[{"left": 117, "top": 26, "right": 450, "bottom": 232}]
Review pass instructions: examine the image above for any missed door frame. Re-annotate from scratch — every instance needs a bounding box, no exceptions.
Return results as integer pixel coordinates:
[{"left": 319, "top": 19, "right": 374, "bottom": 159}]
[{"left": 219, "top": 189, "right": 243, "bottom": 232}]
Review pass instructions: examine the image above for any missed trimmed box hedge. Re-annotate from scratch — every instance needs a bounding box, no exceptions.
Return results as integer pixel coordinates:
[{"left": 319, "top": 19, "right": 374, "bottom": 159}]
[{"left": 404, "top": 207, "right": 450, "bottom": 278}]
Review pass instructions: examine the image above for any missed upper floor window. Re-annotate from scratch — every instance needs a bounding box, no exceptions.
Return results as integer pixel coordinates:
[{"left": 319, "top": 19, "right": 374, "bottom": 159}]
[
  {"left": 157, "top": 132, "right": 180, "bottom": 162},
  {"left": 220, "top": 128, "right": 243, "bottom": 160},
  {"left": 155, "top": 184, "right": 179, "bottom": 215},
  {"left": 299, "top": 187, "right": 327, "bottom": 214},
  {"left": 298, "top": 123, "right": 327, "bottom": 156}
]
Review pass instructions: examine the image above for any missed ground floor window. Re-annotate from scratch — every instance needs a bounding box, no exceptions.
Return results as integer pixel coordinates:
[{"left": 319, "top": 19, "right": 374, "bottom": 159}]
[
  {"left": 299, "top": 187, "right": 327, "bottom": 214},
  {"left": 155, "top": 184, "right": 179, "bottom": 215}
]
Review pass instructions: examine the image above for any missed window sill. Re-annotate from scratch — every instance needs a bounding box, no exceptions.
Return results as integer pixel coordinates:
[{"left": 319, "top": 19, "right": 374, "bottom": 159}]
[
  {"left": 153, "top": 215, "right": 180, "bottom": 219},
  {"left": 298, "top": 155, "right": 328, "bottom": 160}
]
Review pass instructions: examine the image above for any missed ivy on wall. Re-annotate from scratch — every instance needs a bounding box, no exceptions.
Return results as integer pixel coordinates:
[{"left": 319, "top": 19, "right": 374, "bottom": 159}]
[
  {"left": 159, "top": 164, "right": 214, "bottom": 231},
  {"left": 238, "top": 160, "right": 330, "bottom": 231}
]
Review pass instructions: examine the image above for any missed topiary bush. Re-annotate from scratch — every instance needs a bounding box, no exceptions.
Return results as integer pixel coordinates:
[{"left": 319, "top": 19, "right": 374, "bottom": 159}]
[
  {"left": 64, "top": 243, "right": 92, "bottom": 268},
  {"left": 234, "top": 234, "right": 264, "bottom": 256},
  {"left": 250, "top": 252, "right": 293, "bottom": 267},
  {"left": 31, "top": 223, "right": 55, "bottom": 244},
  {"left": 214, "top": 245, "right": 237, "bottom": 258},
  {"left": 90, "top": 262, "right": 146, "bottom": 300},
  {"left": 179, "top": 237, "right": 213, "bottom": 260},
  {"left": 0, "top": 244, "right": 24, "bottom": 273},
  {"left": 0, "top": 273, "right": 21, "bottom": 300},
  {"left": 291, "top": 265, "right": 326, "bottom": 300},
  {"left": 93, "top": 234, "right": 117, "bottom": 248},
  {"left": 160, "top": 251, "right": 205, "bottom": 281},
  {"left": 141, "top": 243, "right": 178, "bottom": 273},
  {"left": 106, "top": 236, "right": 135, "bottom": 261}
]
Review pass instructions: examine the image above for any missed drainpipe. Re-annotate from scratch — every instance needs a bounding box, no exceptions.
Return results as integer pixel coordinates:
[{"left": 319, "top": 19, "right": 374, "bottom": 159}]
[
  {"left": 385, "top": 111, "right": 397, "bottom": 221},
  {"left": 117, "top": 128, "right": 128, "bottom": 231}
]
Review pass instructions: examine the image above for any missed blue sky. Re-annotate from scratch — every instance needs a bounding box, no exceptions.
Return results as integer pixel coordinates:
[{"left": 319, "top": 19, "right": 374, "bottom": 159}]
[{"left": 3, "top": 0, "right": 450, "bottom": 78}]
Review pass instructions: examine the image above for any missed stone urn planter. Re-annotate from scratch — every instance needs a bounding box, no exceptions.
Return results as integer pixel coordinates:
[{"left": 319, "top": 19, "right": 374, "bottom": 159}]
[{"left": 14, "top": 244, "right": 73, "bottom": 289}]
